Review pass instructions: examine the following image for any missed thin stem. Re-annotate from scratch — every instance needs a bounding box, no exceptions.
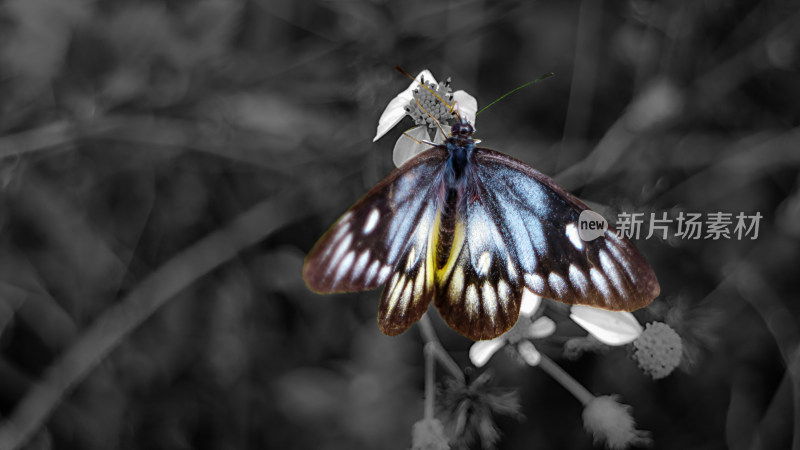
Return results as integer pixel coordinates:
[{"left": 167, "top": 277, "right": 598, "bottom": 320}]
[
  {"left": 538, "top": 354, "right": 594, "bottom": 406},
  {"left": 424, "top": 342, "right": 435, "bottom": 420},
  {"left": 418, "top": 314, "right": 465, "bottom": 382}
]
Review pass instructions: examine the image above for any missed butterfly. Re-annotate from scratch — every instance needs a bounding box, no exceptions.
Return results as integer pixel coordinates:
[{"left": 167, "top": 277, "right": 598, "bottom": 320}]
[{"left": 303, "top": 117, "right": 660, "bottom": 341}]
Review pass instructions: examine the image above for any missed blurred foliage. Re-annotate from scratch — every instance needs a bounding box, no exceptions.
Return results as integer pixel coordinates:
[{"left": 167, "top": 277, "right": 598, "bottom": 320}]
[{"left": 0, "top": 0, "right": 798, "bottom": 449}]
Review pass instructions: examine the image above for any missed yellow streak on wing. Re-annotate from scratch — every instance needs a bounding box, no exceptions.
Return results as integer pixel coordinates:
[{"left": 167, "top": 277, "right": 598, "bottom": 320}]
[
  {"left": 435, "top": 220, "right": 466, "bottom": 283},
  {"left": 424, "top": 209, "right": 441, "bottom": 293}
]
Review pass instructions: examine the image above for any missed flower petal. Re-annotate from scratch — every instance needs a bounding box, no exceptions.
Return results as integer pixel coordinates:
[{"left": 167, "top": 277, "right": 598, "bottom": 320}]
[
  {"left": 374, "top": 97, "right": 411, "bottom": 142},
  {"left": 528, "top": 316, "right": 556, "bottom": 339},
  {"left": 469, "top": 338, "right": 505, "bottom": 367},
  {"left": 570, "top": 306, "right": 643, "bottom": 346},
  {"left": 374, "top": 69, "right": 437, "bottom": 142},
  {"left": 517, "top": 340, "right": 541, "bottom": 366},
  {"left": 452, "top": 90, "right": 478, "bottom": 126},
  {"left": 519, "top": 289, "right": 541, "bottom": 316},
  {"left": 393, "top": 126, "right": 434, "bottom": 167}
]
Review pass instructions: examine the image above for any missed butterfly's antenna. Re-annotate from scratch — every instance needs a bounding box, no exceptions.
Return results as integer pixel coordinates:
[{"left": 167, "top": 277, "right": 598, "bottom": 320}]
[
  {"left": 476, "top": 72, "right": 555, "bottom": 116},
  {"left": 402, "top": 130, "right": 424, "bottom": 145}
]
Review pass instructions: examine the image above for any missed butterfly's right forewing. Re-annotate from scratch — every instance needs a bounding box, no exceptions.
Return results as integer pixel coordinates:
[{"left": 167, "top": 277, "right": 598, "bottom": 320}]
[{"left": 473, "top": 149, "right": 660, "bottom": 311}]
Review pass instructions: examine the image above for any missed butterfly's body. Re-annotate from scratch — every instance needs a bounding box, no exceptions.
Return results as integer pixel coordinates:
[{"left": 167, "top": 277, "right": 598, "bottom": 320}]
[{"left": 304, "top": 119, "right": 660, "bottom": 340}]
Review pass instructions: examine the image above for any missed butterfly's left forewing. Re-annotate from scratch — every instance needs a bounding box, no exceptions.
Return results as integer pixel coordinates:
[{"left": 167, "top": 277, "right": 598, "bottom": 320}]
[{"left": 303, "top": 149, "right": 447, "bottom": 335}]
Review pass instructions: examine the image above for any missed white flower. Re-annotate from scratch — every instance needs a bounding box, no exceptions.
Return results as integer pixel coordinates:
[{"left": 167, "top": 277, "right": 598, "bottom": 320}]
[
  {"left": 373, "top": 69, "right": 478, "bottom": 167},
  {"left": 569, "top": 305, "right": 643, "bottom": 346},
  {"left": 631, "top": 321, "right": 682, "bottom": 379},
  {"left": 582, "top": 395, "right": 652, "bottom": 450},
  {"left": 469, "top": 291, "right": 555, "bottom": 367},
  {"left": 469, "top": 297, "right": 648, "bottom": 367}
]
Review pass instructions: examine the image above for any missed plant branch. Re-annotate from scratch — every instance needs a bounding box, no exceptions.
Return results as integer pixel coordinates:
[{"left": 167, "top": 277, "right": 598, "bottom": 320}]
[
  {"left": 538, "top": 354, "right": 594, "bottom": 406},
  {"left": 418, "top": 314, "right": 464, "bottom": 383}
]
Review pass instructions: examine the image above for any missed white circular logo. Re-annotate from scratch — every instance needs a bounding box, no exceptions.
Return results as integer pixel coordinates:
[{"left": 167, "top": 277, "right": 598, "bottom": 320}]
[{"left": 578, "top": 210, "right": 608, "bottom": 241}]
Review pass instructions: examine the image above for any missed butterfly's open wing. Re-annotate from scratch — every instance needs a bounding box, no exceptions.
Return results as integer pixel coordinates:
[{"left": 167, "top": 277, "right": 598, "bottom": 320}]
[
  {"left": 479, "top": 149, "right": 659, "bottom": 308},
  {"left": 303, "top": 149, "right": 447, "bottom": 336},
  {"left": 435, "top": 149, "right": 659, "bottom": 340}
]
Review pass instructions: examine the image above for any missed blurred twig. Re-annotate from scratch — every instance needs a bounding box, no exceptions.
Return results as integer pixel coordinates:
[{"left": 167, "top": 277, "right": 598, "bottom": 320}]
[
  {"left": 562, "top": 0, "right": 602, "bottom": 144},
  {"left": 654, "top": 127, "right": 800, "bottom": 206},
  {"left": 0, "top": 191, "right": 305, "bottom": 450}
]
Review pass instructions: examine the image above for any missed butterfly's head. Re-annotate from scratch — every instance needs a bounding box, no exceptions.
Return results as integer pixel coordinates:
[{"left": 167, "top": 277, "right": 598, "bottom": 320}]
[{"left": 451, "top": 116, "right": 474, "bottom": 138}]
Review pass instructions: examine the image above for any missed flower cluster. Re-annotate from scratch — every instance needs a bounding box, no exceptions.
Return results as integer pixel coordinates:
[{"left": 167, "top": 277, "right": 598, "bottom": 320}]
[
  {"left": 583, "top": 396, "right": 653, "bottom": 450},
  {"left": 373, "top": 69, "right": 477, "bottom": 167},
  {"left": 632, "top": 321, "right": 682, "bottom": 379}
]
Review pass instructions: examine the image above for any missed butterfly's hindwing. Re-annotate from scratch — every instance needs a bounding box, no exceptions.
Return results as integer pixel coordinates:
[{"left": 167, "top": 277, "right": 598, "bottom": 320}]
[
  {"left": 434, "top": 191, "right": 525, "bottom": 340},
  {"left": 303, "top": 149, "right": 447, "bottom": 334},
  {"left": 473, "top": 149, "right": 660, "bottom": 312},
  {"left": 378, "top": 199, "right": 439, "bottom": 335}
]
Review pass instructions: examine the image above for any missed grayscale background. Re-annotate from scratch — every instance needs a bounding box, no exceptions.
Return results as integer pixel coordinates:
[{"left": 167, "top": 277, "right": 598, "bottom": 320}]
[{"left": 0, "top": 0, "right": 798, "bottom": 449}]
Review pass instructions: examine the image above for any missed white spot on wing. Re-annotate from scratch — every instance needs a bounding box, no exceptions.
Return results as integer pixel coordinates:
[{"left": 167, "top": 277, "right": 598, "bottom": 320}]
[
  {"left": 477, "top": 251, "right": 492, "bottom": 276},
  {"left": 413, "top": 265, "right": 425, "bottom": 303},
  {"left": 548, "top": 272, "right": 568, "bottom": 297},
  {"left": 363, "top": 209, "right": 380, "bottom": 234},
  {"left": 365, "top": 260, "right": 380, "bottom": 285},
  {"left": 385, "top": 272, "right": 399, "bottom": 297},
  {"left": 465, "top": 284, "right": 480, "bottom": 318},
  {"left": 326, "top": 233, "right": 352, "bottom": 274},
  {"left": 386, "top": 275, "right": 406, "bottom": 316},
  {"left": 497, "top": 279, "right": 510, "bottom": 310},
  {"left": 352, "top": 250, "right": 370, "bottom": 280},
  {"left": 482, "top": 282, "right": 498, "bottom": 323},
  {"left": 606, "top": 242, "right": 637, "bottom": 283},
  {"left": 329, "top": 223, "right": 350, "bottom": 246},
  {"left": 450, "top": 266, "right": 465, "bottom": 301},
  {"left": 590, "top": 268, "right": 612, "bottom": 301},
  {"left": 600, "top": 250, "right": 626, "bottom": 296},
  {"left": 525, "top": 273, "right": 546, "bottom": 293},
  {"left": 506, "top": 256, "right": 518, "bottom": 281},
  {"left": 566, "top": 223, "right": 584, "bottom": 250},
  {"left": 568, "top": 264, "right": 589, "bottom": 295},
  {"left": 378, "top": 265, "right": 392, "bottom": 283},
  {"left": 334, "top": 251, "right": 355, "bottom": 282},
  {"left": 399, "top": 281, "right": 413, "bottom": 316}
]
